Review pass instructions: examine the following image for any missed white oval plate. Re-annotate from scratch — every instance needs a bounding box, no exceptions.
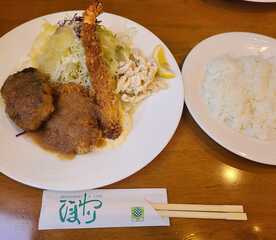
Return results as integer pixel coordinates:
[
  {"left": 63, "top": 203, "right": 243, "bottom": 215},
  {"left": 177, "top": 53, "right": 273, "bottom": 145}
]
[
  {"left": 244, "top": 0, "right": 276, "bottom": 2},
  {"left": 183, "top": 32, "right": 276, "bottom": 165},
  {"left": 0, "top": 11, "right": 184, "bottom": 190}
]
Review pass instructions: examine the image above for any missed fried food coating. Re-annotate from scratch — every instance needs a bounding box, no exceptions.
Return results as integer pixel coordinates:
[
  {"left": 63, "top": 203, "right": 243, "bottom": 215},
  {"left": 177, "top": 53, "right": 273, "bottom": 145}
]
[
  {"left": 1, "top": 68, "right": 54, "bottom": 131},
  {"left": 81, "top": 0, "right": 122, "bottom": 139},
  {"left": 36, "top": 83, "right": 102, "bottom": 154}
]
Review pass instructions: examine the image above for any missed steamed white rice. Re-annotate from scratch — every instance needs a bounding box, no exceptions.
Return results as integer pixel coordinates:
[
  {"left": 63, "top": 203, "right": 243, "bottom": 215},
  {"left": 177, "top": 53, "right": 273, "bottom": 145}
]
[{"left": 202, "top": 55, "right": 276, "bottom": 140}]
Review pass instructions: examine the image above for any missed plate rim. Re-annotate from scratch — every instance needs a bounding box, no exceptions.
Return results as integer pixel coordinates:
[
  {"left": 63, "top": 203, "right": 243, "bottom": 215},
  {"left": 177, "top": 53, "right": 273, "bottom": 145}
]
[{"left": 243, "top": 0, "right": 276, "bottom": 2}]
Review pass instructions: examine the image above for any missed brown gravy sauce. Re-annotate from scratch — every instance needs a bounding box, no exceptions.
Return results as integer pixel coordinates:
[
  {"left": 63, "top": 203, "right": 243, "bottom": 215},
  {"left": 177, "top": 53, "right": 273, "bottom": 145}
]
[
  {"left": 27, "top": 132, "right": 107, "bottom": 160},
  {"left": 27, "top": 132, "right": 75, "bottom": 160}
]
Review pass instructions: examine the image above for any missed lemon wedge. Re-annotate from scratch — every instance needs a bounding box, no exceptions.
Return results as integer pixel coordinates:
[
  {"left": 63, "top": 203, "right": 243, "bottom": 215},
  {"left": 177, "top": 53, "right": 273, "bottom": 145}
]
[
  {"left": 153, "top": 45, "right": 175, "bottom": 79},
  {"left": 158, "top": 67, "right": 176, "bottom": 79},
  {"left": 153, "top": 45, "right": 169, "bottom": 67}
]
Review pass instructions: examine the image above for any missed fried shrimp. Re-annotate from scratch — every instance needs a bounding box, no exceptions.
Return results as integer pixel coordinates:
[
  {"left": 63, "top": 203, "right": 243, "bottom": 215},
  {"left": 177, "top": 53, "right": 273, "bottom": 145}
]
[{"left": 81, "top": 0, "right": 122, "bottom": 139}]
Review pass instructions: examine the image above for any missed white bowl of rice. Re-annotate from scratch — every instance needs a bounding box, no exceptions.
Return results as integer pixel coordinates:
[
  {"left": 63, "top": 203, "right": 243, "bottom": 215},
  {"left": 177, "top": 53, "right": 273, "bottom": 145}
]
[{"left": 183, "top": 32, "right": 276, "bottom": 165}]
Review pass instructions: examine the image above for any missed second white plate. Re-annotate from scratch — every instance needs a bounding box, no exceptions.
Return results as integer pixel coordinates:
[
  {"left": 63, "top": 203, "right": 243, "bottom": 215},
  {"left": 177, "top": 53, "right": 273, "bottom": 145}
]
[
  {"left": 182, "top": 32, "right": 276, "bottom": 165},
  {"left": 244, "top": 0, "right": 276, "bottom": 2}
]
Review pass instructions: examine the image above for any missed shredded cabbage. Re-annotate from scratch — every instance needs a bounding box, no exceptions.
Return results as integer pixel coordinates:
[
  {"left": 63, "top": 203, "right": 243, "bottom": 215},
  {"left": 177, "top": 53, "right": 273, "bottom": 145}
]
[
  {"left": 53, "top": 35, "right": 91, "bottom": 88},
  {"left": 96, "top": 25, "right": 131, "bottom": 75},
  {"left": 31, "top": 23, "right": 91, "bottom": 88},
  {"left": 30, "top": 19, "right": 133, "bottom": 88}
]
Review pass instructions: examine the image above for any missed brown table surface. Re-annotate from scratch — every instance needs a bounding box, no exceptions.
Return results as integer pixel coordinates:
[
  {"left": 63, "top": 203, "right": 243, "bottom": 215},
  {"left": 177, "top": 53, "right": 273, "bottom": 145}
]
[{"left": 1, "top": 0, "right": 276, "bottom": 239}]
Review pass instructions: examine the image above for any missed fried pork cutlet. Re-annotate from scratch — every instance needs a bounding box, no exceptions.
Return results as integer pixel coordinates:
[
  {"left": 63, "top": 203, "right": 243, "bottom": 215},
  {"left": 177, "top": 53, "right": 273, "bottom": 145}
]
[
  {"left": 81, "top": 0, "right": 122, "bottom": 139},
  {"left": 36, "top": 83, "right": 102, "bottom": 154},
  {"left": 1, "top": 68, "right": 54, "bottom": 131}
]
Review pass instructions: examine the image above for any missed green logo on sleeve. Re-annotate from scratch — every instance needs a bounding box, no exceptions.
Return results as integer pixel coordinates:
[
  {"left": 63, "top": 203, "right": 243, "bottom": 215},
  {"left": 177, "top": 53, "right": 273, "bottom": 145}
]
[
  {"left": 131, "top": 207, "right": 144, "bottom": 222},
  {"left": 59, "top": 192, "right": 103, "bottom": 225}
]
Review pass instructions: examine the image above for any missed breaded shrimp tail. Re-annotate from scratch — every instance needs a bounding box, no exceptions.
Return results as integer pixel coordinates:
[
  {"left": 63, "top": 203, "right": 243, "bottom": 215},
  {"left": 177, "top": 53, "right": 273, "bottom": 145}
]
[{"left": 81, "top": 0, "right": 122, "bottom": 139}]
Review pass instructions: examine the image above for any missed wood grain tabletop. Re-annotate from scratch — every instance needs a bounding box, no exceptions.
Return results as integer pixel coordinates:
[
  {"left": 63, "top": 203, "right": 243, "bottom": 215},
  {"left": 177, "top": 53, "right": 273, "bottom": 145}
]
[{"left": 1, "top": 0, "right": 276, "bottom": 239}]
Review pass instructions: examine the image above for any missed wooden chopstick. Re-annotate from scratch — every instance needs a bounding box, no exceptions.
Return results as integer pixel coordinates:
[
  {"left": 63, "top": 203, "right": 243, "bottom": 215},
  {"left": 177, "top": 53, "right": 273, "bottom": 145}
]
[
  {"left": 148, "top": 203, "right": 247, "bottom": 220},
  {"left": 156, "top": 210, "right": 247, "bottom": 221},
  {"left": 150, "top": 203, "right": 244, "bottom": 213}
]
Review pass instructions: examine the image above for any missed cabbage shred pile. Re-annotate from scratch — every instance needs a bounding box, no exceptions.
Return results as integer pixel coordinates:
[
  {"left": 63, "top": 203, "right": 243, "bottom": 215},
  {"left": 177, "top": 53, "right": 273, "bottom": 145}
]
[
  {"left": 59, "top": 14, "right": 131, "bottom": 75},
  {"left": 30, "top": 14, "right": 132, "bottom": 89},
  {"left": 57, "top": 13, "right": 84, "bottom": 38}
]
